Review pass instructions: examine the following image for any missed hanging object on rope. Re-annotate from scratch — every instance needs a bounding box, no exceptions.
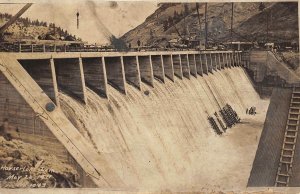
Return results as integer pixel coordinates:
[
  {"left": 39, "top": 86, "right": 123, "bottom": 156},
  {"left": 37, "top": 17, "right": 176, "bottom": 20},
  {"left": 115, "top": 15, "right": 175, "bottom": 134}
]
[{"left": 76, "top": 11, "right": 80, "bottom": 29}]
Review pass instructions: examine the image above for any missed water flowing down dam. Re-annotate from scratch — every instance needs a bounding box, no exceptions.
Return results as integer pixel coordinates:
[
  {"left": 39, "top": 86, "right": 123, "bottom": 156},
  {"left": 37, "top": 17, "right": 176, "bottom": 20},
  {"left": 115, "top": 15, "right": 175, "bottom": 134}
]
[
  {"left": 0, "top": 0, "right": 299, "bottom": 191},
  {"left": 59, "top": 67, "right": 268, "bottom": 190},
  {"left": 0, "top": 50, "right": 277, "bottom": 190}
]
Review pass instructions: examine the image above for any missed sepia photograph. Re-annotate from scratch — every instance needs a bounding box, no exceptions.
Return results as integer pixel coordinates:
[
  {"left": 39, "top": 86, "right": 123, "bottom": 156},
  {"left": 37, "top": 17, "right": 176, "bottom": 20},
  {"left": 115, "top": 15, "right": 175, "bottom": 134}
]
[{"left": 0, "top": 0, "right": 299, "bottom": 193}]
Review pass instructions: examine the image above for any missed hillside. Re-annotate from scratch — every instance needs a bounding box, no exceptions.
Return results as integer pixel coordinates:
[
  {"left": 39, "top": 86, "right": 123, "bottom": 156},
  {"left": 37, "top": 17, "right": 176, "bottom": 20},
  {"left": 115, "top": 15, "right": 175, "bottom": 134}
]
[
  {"left": 0, "top": 13, "right": 79, "bottom": 42},
  {"left": 120, "top": 2, "right": 298, "bottom": 48},
  {"left": 236, "top": 2, "right": 299, "bottom": 42}
]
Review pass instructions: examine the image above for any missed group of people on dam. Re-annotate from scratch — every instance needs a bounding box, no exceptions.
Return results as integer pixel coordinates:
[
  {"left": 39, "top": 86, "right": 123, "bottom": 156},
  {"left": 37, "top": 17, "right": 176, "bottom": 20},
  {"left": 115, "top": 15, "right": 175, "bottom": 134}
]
[
  {"left": 208, "top": 104, "right": 241, "bottom": 135},
  {"left": 246, "top": 107, "right": 257, "bottom": 115}
]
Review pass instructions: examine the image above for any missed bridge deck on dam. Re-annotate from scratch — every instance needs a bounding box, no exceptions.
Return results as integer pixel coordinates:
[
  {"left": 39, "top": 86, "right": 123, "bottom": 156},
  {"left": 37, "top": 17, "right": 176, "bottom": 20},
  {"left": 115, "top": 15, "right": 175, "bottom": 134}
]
[
  {"left": 3, "top": 50, "right": 238, "bottom": 60},
  {"left": 0, "top": 50, "right": 272, "bottom": 190}
]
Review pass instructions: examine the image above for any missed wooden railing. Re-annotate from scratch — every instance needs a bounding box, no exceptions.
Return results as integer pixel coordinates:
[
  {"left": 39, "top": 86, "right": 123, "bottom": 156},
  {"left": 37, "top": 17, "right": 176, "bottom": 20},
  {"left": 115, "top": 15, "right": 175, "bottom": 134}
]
[{"left": 0, "top": 43, "right": 230, "bottom": 53}]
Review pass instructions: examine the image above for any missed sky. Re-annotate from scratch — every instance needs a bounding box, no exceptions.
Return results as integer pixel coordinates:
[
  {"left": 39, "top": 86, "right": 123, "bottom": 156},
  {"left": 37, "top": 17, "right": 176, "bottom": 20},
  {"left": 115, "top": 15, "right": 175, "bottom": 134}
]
[{"left": 0, "top": 1, "right": 158, "bottom": 44}]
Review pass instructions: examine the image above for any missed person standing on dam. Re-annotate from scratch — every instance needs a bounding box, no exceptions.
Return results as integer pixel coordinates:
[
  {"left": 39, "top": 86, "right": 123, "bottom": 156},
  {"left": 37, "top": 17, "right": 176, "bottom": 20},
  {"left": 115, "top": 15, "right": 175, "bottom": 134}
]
[{"left": 137, "top": 39, "right": 141, "bottom": 51}]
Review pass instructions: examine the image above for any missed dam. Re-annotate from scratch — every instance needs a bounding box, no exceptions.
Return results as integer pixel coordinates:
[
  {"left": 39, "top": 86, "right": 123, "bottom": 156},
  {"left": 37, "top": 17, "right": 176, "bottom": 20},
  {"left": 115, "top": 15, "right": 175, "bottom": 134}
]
[{"left": 0, "top": 49, "right": 299, "bottom": 191}]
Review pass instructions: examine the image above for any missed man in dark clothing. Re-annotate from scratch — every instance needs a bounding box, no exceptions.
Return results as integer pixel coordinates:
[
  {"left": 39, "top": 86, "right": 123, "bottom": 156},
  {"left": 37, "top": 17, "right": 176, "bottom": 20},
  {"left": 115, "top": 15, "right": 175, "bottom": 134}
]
[
  {"left": 137, "top": 40, "right": 141, "bottom": 47},
  {"left": 137, "top": 40, "right": 141, "bottom": 51}
]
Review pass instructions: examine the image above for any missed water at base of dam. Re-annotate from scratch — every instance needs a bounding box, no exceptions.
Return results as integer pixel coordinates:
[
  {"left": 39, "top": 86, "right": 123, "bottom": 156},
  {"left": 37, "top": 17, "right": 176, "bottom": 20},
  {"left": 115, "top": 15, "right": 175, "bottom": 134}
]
[{"left": 58, "top": 67, "right": 269, "bottom": 191}]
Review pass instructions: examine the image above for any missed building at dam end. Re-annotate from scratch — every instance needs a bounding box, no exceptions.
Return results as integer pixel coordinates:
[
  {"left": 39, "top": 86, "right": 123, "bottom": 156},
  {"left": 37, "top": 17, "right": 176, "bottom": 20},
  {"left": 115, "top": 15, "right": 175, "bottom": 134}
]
[{"left": 0, "top": 1, "right": 299, "bottom": 193}]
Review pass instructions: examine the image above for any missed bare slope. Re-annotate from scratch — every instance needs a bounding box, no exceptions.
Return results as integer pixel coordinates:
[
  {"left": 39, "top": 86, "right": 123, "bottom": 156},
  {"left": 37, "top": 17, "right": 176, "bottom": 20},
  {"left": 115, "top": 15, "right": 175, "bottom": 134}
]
[
  {"left": 121, "top": 2, "right": 298, "bottom": 47},
  {"left": 236, "top": 2, "right": 299, "bottom": 42}
]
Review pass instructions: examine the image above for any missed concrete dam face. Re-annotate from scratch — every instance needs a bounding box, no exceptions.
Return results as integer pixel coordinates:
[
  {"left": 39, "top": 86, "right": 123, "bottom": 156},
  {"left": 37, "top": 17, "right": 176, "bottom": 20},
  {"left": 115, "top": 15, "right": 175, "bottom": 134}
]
[
  {"left": 0, "top": 51, "right": 268, "bottom": 190},
  {"left": 59, "top": 67, "right": 262, "bottom": 190}
]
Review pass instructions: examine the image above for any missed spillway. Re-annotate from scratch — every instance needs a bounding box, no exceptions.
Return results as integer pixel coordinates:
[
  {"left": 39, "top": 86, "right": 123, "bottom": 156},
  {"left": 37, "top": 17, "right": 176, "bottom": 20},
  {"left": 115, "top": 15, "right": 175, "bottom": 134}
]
[
  {"left": 58, "top": 67, "right": 267, "bottom": 191},
  {"left": 0, "top": 51, "right": 271, "bottom": 190}
]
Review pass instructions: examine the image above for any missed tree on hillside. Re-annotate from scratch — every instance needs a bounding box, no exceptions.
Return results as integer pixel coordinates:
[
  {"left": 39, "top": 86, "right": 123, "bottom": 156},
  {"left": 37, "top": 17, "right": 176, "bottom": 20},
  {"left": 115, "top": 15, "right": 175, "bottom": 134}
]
[
  {"left": 184, "top": 4, "right": 189, "bottom": 16},
  {"left": 150, "top": 29, "right": 154, "bottom": 38},
  {"left": 168, "top": 16, "right": 174, "bottom": 26},
  {"left": 163, "top": 20, "right": 169, "bottom": 31},
  {"left": 173, "top": 10, "right": 179, "bottom": 21}
]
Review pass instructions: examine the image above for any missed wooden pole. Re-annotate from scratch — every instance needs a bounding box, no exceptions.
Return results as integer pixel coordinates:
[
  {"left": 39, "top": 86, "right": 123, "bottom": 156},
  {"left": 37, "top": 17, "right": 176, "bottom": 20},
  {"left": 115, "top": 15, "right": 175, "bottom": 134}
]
[
  {"left": 231, "top": 2, "right": 234, "bottom": 50},
  {"left": 205, "top": 3, "right": 208, "bottom": 50}
]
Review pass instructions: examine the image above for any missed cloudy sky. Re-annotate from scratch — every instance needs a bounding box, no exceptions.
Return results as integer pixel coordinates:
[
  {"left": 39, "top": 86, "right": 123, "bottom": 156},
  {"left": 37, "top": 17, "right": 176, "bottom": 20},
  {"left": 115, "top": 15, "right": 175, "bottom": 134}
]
[{"left": 0, "top": 1, "right": 158, "bottom": 44}]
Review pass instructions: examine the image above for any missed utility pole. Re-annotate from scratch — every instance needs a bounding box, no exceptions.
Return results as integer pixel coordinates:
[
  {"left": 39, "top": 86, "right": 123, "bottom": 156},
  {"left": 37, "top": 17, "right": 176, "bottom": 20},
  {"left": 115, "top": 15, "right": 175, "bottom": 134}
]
[
  {"left": 266, "top": 10, "right": 269, "bottom": 43},
  {"left": 230, "top": 2, "right": 234, "bottom": 50},
  {"left": 205, "top": 3, "right": 208, "bottom": 50},
  {"left": 196, "top": 3, "right": 201, "bottom": 50},
  {"left": 259, "top": 3, "right": 269, "bottom": 44}
]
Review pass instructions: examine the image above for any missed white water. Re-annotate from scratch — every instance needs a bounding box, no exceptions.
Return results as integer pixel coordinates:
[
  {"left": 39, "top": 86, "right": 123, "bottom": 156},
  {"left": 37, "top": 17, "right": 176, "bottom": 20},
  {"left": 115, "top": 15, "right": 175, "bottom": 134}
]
[{"left": 59, "top": 67, "right": 268, "bottom": 191}]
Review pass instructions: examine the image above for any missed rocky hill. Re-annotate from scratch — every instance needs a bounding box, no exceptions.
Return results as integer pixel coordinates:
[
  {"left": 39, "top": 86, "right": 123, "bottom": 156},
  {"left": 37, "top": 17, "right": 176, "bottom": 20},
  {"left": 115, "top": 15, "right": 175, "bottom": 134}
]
[
  {"left": 120, "top": 2, "right": 298, "bottom": 48},
  {"left": 0, "top": 137, "right": 80, "bottom": 188}
]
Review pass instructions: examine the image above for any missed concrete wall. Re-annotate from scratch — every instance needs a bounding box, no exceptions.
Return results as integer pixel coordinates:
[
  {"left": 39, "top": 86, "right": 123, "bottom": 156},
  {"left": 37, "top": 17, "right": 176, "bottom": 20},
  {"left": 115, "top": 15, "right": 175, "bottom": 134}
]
[
  {"left": 104, "top": 56, "right": 126, "bottom": 94},
  {"left": 162, "top": 55, "right": 174, "bottom": 81},
  {"left": 234, "top": 52, "right": 238, "bottom": 66},
  {"left": 237, "top": 52, "right": 241, "bottom": 66},
  {"left": 220, "top": 53, "right": 225, "bottom": 68},
  {"left": 210, "top": 53, "right": 215, "bottom": 72},
  {"left": 224, "top": 53, "right": 229, "bottom": 68},
  {"left": 200, "top": 54, "right": 208, "bottom": 74},
  {"left": 123, "top": 56, "right": 141, "bottom": 89},
  {"left": 188, "top": 54, "right": 197, "bottom": 77},
  {"left": 249, "top": 51, "right": 300, "bottom": 84},
  {"left": 289, "top": 120, "right": 300, "bottom": 186},
  {"left": 0, "top": 70, "right": 97, "bottom": 187},
  {"left": 0, "top": 71, "right": 69, "bottom": 161},
  {"left": 206, "top": 54, "right": 213, "bottom": 73},
  {"left": 195, "top": 54, "right": 203, "bottom": 76},
  {"left": 211, "top": 53, "right": 217, "bottom": 71},
  {"left": 172, "top": 54, "right": 183, "bottom": 79},
  {"left": 231, "top": 53, "right": 235, "bottom": 67},
  {"left": 180, "top": 54, "right": 190, "bottom": 79},
  {"left": 226, "top": 53, "right": 230, "bottom": 67},
  {"left": 82, "top": 57, "right": 107, "bottom": 97},
  {"left": 151, "top": 55, "right": 165, "bottom": 82},
  {"left": 54, "top": 58, "right": 87, "bottom": 103},
  {"left": 138, "top": 55, "right": 154, "bottom": 86},
  {"left": 248, "top": 88, "right": 292, "bottom": 187},
  {"left": 216, "top": 53, "right": 221, "bottom": 69},
  {"left": 19, "top": 59, "right": 59, "bottom": 106}
]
